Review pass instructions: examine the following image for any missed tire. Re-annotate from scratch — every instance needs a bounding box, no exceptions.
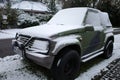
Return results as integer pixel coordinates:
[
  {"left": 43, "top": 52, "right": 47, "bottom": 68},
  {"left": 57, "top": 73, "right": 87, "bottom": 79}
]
[
  {"left": 103, "top": 40, "right": 113, "bottom": 59},
  {"left": 51, "top": 50, "right": 80, "bottom": 80}
]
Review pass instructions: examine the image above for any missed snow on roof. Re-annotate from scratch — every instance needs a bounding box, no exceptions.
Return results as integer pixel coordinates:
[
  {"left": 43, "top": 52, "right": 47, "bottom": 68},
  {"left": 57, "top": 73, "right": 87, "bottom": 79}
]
[
  {"left": 11, "top": 1, "right": 49, "bottom": 12},
  {"left": 0, "top": 3, "right": 4, "bottom": 7}
]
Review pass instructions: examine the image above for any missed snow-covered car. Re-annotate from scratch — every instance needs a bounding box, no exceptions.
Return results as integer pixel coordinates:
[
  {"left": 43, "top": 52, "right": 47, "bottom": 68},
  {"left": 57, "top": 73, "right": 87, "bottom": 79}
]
[{"left": 12, "top": 7, "right": 114, "bottom": 80}]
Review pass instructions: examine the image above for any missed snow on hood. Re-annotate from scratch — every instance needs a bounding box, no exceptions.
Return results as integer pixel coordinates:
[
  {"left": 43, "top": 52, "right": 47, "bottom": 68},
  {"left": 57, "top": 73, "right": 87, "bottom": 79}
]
[{"left": 18, "top": 24, "right": 81, "bottom": 38}]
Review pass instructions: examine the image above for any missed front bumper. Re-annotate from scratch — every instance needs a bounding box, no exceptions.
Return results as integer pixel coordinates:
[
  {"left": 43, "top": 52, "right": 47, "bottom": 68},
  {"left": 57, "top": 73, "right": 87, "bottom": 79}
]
[
  {"left": 12, "top": 40, "right": 55, "bottom": 69},
  {"left": 26, "top": 52, "right": 54, "bottom": 69}
]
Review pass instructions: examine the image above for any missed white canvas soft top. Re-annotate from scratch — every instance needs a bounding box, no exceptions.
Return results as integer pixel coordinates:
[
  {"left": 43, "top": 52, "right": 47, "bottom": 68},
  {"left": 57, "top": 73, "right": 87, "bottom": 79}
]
[{"left": 99, "top": 12, "right": 112, "bottom": 26}]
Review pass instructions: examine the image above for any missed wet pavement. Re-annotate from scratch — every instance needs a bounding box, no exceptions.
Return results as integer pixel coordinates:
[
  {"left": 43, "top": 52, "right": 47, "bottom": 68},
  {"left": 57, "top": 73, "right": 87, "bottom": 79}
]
[{"left": 0, "top": 39, "right": 14, "bottom": 58}]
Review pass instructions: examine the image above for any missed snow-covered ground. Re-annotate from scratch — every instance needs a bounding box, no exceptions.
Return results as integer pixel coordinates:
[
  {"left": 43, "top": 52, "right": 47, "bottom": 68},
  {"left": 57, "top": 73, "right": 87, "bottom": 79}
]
[
  {"left": 0, "top": 29, "right": 120, "bottom": 80},
  {"left": 0, "top": 29, "right": 21, "bottom": 39},
  {"left": 76, "top": 34, "right": 120, "bottom": 80}
]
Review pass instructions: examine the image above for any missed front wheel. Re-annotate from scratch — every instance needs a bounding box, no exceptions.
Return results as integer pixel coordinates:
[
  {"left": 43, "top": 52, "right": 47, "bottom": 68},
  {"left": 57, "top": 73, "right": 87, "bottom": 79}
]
[
  {"left": 103, "top": 40, "right": 113, "bottom": 59},
  {"left": 51, "top": 50, "right": 80, "bottom": 80}
]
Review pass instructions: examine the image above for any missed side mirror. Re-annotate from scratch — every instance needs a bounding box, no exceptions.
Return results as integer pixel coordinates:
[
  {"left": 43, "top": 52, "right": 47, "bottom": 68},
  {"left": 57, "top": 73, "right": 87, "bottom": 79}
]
[{"left": 84, "top": 25, "right": 94, "bottom": 31}]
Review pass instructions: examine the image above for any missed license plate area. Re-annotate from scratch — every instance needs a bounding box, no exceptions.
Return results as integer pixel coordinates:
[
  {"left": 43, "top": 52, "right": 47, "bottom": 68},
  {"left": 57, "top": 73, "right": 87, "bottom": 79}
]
[{"left": 14, "top": 47, "right": 23, "bottom": 56}]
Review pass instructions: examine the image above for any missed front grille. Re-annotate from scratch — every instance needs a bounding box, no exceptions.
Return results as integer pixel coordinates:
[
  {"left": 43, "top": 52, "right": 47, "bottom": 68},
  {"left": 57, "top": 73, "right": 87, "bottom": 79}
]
[
  {"left": 27, "top": 40, "right": 34, "bottom": 48},
  {"left": 17, "top": 35, "right": 31, "bottom": 44}
]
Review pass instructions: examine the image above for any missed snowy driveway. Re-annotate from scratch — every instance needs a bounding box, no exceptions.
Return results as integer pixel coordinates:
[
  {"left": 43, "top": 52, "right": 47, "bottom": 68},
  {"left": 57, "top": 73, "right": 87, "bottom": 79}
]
[
  {"left": 0, "top": 29, "right": 21, "bottom": 58},
  {"left": 0, "top": 34, "right": 120, "bottom": 80}
]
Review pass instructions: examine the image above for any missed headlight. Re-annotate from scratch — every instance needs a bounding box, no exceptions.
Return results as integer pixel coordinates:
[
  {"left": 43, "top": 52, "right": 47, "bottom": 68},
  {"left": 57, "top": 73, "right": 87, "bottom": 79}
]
[{"left": 30, "top": 40, "right": 49, "bottom": 53}]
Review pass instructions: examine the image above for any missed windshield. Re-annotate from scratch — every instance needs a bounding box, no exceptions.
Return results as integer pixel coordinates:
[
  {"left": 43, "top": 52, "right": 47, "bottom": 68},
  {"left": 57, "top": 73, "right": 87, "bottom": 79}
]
[{"left": 48, "top": 8, "right": 87, "bottom": 25}]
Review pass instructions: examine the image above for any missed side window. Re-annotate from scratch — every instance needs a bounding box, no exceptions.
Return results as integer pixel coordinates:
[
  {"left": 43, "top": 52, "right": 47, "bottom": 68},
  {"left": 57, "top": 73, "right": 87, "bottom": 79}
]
[
  {"left": 85, "top": 11, "right": 101, "bottom": 27},
  {"left": 100, "top": 12, "right": 112, "bottom": 27}
]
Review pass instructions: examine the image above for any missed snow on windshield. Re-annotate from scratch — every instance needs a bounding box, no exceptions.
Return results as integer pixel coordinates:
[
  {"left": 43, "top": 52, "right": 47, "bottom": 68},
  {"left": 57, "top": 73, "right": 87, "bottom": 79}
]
[{"left": 48, "top": 8, "right": 87, "bottom": 25}]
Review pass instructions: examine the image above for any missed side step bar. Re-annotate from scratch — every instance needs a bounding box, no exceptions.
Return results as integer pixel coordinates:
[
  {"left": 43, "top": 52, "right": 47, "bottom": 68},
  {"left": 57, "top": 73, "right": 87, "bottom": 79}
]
[{"left": 81, "top": 51, "right": 103, "bottom": 62}]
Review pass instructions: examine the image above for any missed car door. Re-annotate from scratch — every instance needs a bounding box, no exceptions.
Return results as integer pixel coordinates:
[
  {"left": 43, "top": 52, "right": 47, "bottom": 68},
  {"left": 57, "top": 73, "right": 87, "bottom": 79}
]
[{"left": 81, "top": 10, "right": 105, "bottom": 56}]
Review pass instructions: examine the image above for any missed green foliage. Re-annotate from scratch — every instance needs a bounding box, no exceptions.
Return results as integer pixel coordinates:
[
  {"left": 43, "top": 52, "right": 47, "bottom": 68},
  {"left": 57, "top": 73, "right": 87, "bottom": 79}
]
[
  {"left": 0, "top": 9, "right": 3, "bottom": 29},
  {"left": 0, "top": 9, "right": 3, "bottom": 22},
  {"left": 35, "top": 14, "right": 53, "bottom": 22},
  {"left": 1, "top": 1, "right": 18, "bottom": 29},
  {"left": 7, "top": 9, "right": 18, "bottom": 26},
  {"left": 62, "top": 0, "right": 98, "bottom": 8},
  {"left": 18, "top": 20, "right": 39, "bottom": 28},
  {"left": 17, "top": 11, "right": 53, "bottom": 28},
  {"left": 48, "top": 0, "right": 57, "bottom": 12},
  {"left": 0, "top": 8, "right": 8, "bottom": 29}
]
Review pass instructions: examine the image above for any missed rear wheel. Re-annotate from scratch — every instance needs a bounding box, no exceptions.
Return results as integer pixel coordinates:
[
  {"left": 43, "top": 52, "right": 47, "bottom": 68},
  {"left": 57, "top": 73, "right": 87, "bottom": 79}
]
[
  {"left": 51, "top": 49, "right": 80, "bottom": 80},
  {"left": 103, "top": 40, "right": 113, "bottom": 59}
]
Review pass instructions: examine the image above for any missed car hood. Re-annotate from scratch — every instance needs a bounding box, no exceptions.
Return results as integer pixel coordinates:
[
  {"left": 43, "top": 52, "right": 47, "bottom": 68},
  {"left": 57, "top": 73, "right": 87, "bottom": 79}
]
[{"left": 18, "top": 24, "right": 81, "bottom": 38}]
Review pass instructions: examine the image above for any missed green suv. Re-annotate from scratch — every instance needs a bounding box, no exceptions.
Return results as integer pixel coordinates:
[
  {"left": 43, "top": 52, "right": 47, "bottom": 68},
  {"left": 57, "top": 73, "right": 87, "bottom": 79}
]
[{"left": 12, "top": 7, "right": 114, "bottom": 80}]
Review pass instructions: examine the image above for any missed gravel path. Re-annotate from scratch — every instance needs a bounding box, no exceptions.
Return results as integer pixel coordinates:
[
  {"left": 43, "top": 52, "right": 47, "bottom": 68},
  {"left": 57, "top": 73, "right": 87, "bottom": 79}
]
[
  {"left": 100, "top": 29, "right": 120, "bottom": 80},
  {"left": 101, "top": 60, "right": 120, "bottom": 80}
]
